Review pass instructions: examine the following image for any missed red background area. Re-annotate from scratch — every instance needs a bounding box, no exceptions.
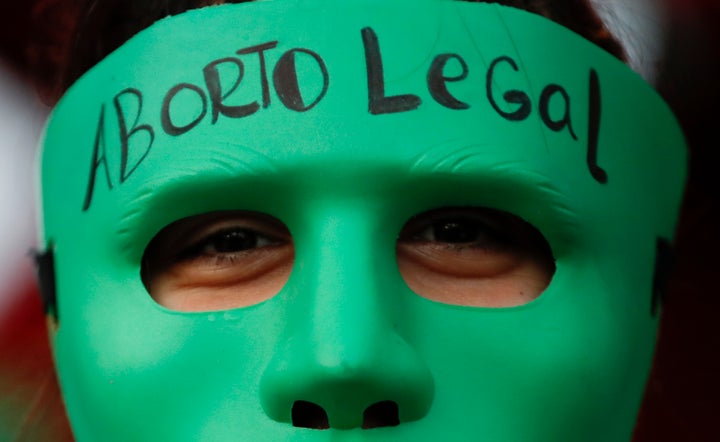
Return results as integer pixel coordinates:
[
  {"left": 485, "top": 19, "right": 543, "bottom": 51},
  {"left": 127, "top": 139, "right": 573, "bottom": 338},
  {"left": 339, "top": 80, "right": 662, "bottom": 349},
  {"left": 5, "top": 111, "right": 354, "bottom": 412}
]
[
  {"left": 0, "top": 285, "right": 72, "bottom": 440},
  {"left": 0, "top": 1, "right": 718, "bottom": 440}
]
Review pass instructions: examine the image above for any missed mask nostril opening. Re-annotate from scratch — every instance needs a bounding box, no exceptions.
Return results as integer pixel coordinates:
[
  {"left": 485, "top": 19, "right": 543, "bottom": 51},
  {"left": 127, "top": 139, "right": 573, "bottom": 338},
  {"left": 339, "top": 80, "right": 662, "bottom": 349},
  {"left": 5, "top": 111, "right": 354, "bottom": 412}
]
[
  {"left": 362, "top": 400, "right": 400, "bottom": 429},
  {"left": 292, "top": 401, "right": 329, "bottom": 429}
]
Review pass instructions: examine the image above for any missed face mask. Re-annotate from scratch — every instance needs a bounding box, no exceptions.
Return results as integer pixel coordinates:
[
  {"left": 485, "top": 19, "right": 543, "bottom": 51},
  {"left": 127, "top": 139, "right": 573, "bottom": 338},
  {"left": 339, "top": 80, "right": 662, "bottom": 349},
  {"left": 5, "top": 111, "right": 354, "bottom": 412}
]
[{"left": 37, "top": 0, "right": 686, "bottom": 440}]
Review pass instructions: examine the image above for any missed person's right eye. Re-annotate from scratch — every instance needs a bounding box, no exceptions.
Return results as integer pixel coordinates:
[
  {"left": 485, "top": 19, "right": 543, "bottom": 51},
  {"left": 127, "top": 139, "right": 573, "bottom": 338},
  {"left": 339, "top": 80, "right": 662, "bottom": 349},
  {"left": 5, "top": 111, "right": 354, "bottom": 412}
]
[
  {"left": 141, "top": 211, "right": 294, "bottom": 312},
  {"left": 178, "top": 221, "right": 288, "bottom": 266}
]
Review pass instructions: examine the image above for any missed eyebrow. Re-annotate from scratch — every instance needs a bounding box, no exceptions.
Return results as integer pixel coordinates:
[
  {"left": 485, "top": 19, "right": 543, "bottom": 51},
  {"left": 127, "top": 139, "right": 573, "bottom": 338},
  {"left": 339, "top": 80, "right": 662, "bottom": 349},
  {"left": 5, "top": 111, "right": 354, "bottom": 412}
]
[
  {"left": 115, "top": 142, "right": 279, "bottom": 259},
  {"left": 406, "top": 139, "right": 581, "bottom": 245}
]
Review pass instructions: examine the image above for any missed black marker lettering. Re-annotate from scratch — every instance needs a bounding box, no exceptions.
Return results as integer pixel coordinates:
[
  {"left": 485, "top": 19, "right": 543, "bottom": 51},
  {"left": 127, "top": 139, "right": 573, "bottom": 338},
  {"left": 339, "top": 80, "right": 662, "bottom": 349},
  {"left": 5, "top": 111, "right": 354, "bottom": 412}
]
[
  {"left": 82, "top": 105, "right": 113, "bottom": 211},
  {"left": 114, "top": 88, "right": 154, "bottom": 183},
  {"left": 237, "top": 41, "right": 279, "bottom": 108},
  {"left": 161, "top": 83, "right": 208, "bottom": 136},
  {"left": 587, "top": 69, "right": 607, "bottom": 183},
  {"left": 361, "top": 27, "right": 421, "bottom": 115},
  {"left": 427, "top": 53, "right": 469, "bottom": 110},
  {"left": 487, "top": 56, "right": 531, "bottom": 121},
  {"left": 204, "top": 57, "right": 260, "bottom": 123},
  {"left": 539, "top": 84, "right": 578, "bottom": 140},
  {"left": 273, "top": 48, "right": 329, "bottom": 112}
]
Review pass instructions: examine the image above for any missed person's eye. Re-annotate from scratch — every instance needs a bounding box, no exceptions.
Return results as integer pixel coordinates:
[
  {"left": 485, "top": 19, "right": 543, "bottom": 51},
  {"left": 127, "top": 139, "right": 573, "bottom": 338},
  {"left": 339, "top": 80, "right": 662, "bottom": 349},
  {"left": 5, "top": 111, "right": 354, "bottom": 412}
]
[
  {"left": 182, "top": 226, "right": 283, "bottom": 263},
  {"left": 406, "top": 214, "right": 512, "bottom": 249},
  {"left": 396, "top": 207, "right": 555, "bottom": 307},
  {"left": 141, "top": 211, "right": 294, "bottom": 312}
]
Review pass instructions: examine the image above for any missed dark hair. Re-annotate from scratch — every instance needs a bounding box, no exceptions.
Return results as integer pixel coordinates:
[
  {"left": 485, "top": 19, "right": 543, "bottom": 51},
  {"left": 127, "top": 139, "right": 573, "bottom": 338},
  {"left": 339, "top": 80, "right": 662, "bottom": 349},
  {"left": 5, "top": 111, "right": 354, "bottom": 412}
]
[{"left": 43, "top": 0, "right": 625, "bottom": 102}]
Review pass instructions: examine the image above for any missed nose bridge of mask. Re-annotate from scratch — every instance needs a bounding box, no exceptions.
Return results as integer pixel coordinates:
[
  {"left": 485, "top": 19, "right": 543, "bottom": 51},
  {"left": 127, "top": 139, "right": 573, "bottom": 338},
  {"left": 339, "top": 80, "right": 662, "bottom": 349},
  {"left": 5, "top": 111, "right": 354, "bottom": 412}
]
[
  {"left": 291, "top": 198, "right": 396, "bottom": 344},
  {"left": 260, "top": 198, "right": 434, "bottom": 429}
]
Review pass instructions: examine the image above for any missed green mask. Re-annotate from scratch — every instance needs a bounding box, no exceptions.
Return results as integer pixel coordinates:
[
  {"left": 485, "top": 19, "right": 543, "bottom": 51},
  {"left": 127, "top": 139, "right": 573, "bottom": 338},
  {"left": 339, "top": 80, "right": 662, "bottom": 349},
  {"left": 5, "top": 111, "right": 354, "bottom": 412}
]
[{"left": 38, "top": 0, "right": 686, "bottom": 440}]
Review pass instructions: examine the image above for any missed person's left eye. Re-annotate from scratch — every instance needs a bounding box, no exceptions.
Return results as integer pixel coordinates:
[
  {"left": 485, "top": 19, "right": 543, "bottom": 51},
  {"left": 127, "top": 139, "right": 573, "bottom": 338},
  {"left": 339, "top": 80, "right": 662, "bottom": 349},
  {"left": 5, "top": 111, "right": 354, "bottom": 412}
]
[
  {"left": 141, "top": 211, "right": 294, "bottom": 312},
  {"left": 396, "top": 207, "right": 555, "bottom": 307},
  {"left": 406, "top": 213, "right": 513, "bottom": 251}
]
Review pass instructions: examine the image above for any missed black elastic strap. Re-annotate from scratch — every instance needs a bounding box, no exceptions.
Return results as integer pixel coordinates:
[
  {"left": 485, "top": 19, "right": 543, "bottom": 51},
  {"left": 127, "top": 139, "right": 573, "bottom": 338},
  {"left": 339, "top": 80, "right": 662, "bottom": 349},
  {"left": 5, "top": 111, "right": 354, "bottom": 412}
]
[
  {"left": 651, "top": 237, "right": 674, "bottom": 318},
  {"left": 34, "top": 247, "right": 58, "bottom": 322}
]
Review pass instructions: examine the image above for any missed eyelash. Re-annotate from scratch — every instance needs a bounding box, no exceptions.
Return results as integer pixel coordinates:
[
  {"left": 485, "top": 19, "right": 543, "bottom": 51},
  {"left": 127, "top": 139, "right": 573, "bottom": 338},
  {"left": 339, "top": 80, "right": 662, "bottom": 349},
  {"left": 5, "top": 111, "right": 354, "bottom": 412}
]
[
  {"left": 206, "top": 253, "right": 241, "bottom": 266},
  {"left": 180, "top": 228, "right": 282, "bottom": 261},
  {"left": 400, "top": 213, "right": 517, "bottom": 252}
]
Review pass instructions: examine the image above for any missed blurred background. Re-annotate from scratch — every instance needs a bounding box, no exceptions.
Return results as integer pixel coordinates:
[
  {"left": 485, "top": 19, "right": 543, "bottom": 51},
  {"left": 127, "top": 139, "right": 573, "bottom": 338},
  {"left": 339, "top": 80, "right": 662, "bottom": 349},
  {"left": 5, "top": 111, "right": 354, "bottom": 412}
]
[{"left": 0, "top": 0, "right": 718, "bottom": 440}]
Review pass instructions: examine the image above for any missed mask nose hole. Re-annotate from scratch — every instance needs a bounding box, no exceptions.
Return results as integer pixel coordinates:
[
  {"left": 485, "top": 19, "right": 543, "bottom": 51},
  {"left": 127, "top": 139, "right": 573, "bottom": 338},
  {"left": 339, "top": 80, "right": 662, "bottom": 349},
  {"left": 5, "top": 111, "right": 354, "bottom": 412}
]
[
  {"left": 362, "top": 400, "right": 400, "bottom": 429},
  {"left": 292, "top": 401, "right": 329, "bottom": 429}
]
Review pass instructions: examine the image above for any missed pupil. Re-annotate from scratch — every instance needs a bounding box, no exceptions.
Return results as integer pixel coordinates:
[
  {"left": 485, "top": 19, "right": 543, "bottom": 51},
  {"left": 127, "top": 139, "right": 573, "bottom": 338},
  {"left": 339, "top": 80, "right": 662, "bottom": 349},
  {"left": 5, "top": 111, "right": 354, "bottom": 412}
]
[
  {"left": 433, "top": 219, "right": 479, "bottom": 243},
  {"left": 212, "top": 230, "right": 257, "bottom": 253}
]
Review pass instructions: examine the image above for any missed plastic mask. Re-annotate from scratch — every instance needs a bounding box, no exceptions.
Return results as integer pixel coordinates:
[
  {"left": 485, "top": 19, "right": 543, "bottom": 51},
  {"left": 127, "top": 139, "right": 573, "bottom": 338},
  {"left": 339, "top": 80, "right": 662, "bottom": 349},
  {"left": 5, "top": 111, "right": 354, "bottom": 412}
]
[{"left": 37, "top": 0, "right": 686, "bottom": 440}]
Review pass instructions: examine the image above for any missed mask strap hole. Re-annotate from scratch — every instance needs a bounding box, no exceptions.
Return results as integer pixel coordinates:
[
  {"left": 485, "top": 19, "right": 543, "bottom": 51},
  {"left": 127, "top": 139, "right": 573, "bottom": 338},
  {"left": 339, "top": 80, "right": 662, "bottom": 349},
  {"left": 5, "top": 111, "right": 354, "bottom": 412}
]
[
  {"left": 362, "top": 400, "right": 400, "bottom": 429},
  {"left": 291, "top": 401, "right": 329, "bottom": 429}
]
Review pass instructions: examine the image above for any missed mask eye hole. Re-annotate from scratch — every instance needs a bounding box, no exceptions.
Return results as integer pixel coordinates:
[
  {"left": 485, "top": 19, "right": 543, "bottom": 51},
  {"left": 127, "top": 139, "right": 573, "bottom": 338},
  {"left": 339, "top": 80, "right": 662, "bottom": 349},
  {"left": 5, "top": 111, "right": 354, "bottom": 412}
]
[
  {"left": 396, "top": 207, "right": 555, "bottom": 307},
  {"left": 141, "top": 211, "right": 293, "bottom": 312}
]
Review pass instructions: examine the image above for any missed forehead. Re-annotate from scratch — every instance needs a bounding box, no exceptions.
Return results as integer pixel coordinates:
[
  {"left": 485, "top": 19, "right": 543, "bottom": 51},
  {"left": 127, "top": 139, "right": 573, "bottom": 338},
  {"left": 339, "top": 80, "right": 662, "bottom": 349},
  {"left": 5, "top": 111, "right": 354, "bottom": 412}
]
[{"left": 41, "top": 1, "right": 683, "bottom": 228}]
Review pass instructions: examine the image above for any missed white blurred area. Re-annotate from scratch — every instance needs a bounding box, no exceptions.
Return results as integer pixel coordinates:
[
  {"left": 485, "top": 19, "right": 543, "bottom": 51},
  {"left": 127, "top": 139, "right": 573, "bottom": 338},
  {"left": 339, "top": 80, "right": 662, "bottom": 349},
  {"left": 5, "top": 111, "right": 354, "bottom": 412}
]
[
  {"left": 0, "top": 63, "right": 49, "bottom": 311},
  {"left": 590, "top": 0, "right": 666, "bottom": 84}
]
